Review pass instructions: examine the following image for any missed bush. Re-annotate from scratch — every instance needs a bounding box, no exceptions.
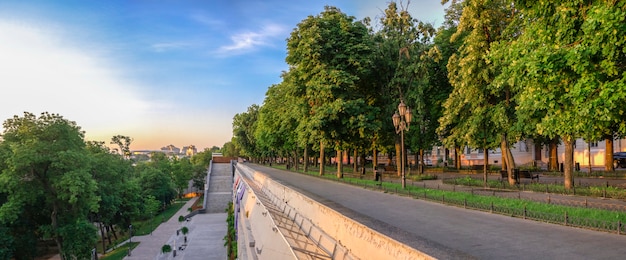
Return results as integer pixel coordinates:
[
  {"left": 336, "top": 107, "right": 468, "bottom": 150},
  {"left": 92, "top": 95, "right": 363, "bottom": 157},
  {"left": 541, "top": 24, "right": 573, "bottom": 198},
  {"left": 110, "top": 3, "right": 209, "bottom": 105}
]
[{"left": 162, "top": 244, "right": 172, "bottom": 253}]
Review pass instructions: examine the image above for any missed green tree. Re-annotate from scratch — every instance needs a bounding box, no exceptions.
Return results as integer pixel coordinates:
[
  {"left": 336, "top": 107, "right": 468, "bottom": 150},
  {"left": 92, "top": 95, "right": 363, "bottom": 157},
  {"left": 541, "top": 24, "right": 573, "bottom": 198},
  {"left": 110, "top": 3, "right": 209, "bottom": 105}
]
[
  {"left": 221, "top": 141, "right": 239, "bottom": 158},
  {"left": 86, "top": 141, "right": 139, "bottom": 252},
  {"left": 0, "top": 112, "right": 99, "bottom": 259},
  {"left": 232, "top": 105, "right": 260, "bottom": 161},
  {"left": 286, "top": 6, "right": 376, "bottom": 178},
  {"left": 171, "top": 157, "right": 194, "bottom": 197},
  {"left": 497, "top": 0, "right": 626, "bottom": 189},
  {"left": 136, "top": 163, "right": 176, "bottom": 208},
  {"left": 110, "top": 135, "right": 133, "bottom": 159},
  {"left": 191, "top": 149, "right": 212, "bottom": 168},
  {"left": 430, "top": 0, "right": 466, "bottom": 170},
  {"left": 439, "top": 0, "right": 515, "bottom": 185}
]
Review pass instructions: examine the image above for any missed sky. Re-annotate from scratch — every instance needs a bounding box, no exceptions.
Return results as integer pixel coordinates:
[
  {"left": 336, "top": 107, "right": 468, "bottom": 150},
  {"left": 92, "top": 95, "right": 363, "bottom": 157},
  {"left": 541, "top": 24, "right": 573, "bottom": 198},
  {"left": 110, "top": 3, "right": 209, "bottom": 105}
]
[{"left": 0, "top": 0, "right": 447, "bottom": 151}]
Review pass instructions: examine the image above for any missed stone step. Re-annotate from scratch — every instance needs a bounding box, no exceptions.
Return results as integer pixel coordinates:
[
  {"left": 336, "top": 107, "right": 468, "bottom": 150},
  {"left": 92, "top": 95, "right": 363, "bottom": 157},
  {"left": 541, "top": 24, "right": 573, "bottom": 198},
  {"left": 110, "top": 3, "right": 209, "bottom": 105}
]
[{"left": 206, "top": 192, "right": 232, "bottom": 213}]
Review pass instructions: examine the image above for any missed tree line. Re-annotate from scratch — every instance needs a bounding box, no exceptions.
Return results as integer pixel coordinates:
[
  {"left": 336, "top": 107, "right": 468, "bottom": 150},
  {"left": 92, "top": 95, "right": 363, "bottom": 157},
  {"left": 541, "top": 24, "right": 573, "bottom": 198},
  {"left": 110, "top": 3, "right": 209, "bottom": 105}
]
[
  {"left": 0, "top": 112, "right": 212, "bottom": 259},
  {"left": 230, "top": 1, "right": 626, "bottom": 189}
]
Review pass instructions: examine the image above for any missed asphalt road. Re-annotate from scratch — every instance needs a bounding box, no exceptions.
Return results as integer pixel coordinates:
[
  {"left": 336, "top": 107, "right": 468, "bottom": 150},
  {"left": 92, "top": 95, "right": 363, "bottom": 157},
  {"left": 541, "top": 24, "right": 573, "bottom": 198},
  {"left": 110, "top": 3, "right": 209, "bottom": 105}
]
[{"left": 247, "top": 164, "right": 626, "bottom": 260}]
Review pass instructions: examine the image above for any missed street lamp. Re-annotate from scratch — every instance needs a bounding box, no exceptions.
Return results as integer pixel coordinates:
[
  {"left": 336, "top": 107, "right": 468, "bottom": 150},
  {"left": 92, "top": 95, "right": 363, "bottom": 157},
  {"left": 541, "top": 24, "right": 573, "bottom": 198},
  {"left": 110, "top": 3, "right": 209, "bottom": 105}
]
[
  {"left": 128, "top": 224, "right": 133, "bottom": 256},
  {"left": 393, "top": 100, "right": 412, "bottom": 189}
]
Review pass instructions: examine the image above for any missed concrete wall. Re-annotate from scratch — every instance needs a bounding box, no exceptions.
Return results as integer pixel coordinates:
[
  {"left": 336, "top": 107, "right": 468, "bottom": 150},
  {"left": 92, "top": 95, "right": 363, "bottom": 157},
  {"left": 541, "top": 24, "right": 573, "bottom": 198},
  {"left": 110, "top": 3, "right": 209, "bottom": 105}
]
[
  {"left": 238, "top": 164, "right": 434, "bottom": 260},
  {"left": 235, "top": 167, "right": 296, "bottom": 260}
]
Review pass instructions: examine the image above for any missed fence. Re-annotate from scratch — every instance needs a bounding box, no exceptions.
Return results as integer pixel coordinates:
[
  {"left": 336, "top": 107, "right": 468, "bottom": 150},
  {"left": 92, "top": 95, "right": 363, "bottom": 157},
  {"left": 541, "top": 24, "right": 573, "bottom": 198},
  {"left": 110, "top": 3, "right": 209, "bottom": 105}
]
[{"left": 335, "top": 177, "right": 626, "bottom": 235}]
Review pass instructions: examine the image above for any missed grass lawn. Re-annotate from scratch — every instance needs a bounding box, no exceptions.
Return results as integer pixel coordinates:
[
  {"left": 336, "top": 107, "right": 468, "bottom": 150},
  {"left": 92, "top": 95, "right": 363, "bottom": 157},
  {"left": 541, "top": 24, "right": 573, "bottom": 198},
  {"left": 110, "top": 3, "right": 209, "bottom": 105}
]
[
  {"left": 100, "top": 242, "right": 139, "bottom": 260},
  {"left": 269, "top": 164, "right": 626, "bottom": 230},
  {"left": 133, "top": 198, "right": 190, "bottom": 236},
  {"left": 97, "top": 198, "right": 190, "bottom": 256}
]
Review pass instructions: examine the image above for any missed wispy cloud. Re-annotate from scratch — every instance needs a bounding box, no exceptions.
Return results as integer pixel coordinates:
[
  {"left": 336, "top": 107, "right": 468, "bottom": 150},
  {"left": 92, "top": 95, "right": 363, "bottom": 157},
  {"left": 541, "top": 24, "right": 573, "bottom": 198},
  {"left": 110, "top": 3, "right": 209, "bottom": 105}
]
[
  {"left": 190, "top": 13, "right": 223, "bottom": 28},
  {"left": 217, "top": 23, "right": 286, "bottom": 56},
  {"left": 151, "top": 42, "right": 192, "bottom": 52}
]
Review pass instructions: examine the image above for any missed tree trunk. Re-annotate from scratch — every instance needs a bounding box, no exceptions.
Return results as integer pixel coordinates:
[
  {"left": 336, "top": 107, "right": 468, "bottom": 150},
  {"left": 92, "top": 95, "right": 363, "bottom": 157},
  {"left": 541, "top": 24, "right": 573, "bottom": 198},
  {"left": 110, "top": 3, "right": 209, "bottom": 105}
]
[
  {"left": 443, "top": 147, "right": 450, "bottom": 167},
  {"left": 395, "top": 136, "right": 402, "bottom": 177},
  {"left": 353, "top": 149, "right": 358, "bottom": 173},
  {"left": 606, "top": 137, "right": 614, "bottom": 171},
  {"left": 501, "top": 134, "right": 517, "bottom": 185},
  {"left": 319, "top": 141, "right": 325, "bottom": 176},
  {"left": 587, "top": 142, "right": 591, "bottom": 176},
  {"left": 360, "top": 153, "right": 366, "bottom": 175},
  {"left": 455, "top": 145, "right": 461, "bottom": 170},
  {"left": 549, "top": 137, "right": 559, "bottom": 171},
  {"left": 336, "top": 148, "right": 343, "bottom": 179},
  {"left": 52, "top": 204, "right": 64, "bottom": 260},
  {"left": 303, "top": 146, "right": 309, "bottom": 173},
  {"left": 294, "top": 150, "right": 299, "bottom": 171},
  {"left": 100, "top": 222, "right": 106, "bottom": 254},
  {"left": 419, "top": 149, "right": 425, "bottom": 175},
  {"left": 105, "top": 224, "right": 112, "bottom": 246},
  {"left": 483, "top": 145, "right": 489, "bottom": 188},
  {"left": 373, "top": 148, "right": 378, "bottom": 170},
  {"left": 564, "top": 136, "right": 574, "bottom": 190}
]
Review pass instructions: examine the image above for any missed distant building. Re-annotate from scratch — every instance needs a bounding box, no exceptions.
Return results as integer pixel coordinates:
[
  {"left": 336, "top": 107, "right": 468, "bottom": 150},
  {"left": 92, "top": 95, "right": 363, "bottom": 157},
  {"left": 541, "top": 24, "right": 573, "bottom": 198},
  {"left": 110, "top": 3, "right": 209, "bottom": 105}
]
[
  {"left": 183, "top": 145, "right": 197, "bottom": 157},
  {"left": 161, "top": 144, "right": 180, "bottom": 155}
]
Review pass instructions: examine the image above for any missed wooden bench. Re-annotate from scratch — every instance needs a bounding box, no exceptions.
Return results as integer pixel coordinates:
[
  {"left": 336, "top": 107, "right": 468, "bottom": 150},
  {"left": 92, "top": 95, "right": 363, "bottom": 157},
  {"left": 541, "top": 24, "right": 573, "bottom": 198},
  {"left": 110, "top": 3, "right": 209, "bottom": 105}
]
[
  {"left": 383, "top": 165, "right": 396, "bottom": 174},
  {"left": 518, "top": 170, "right": 539, "bottom": 181},
  {"left": 501, "top": 169, "right": 539, "bottom": 183}
]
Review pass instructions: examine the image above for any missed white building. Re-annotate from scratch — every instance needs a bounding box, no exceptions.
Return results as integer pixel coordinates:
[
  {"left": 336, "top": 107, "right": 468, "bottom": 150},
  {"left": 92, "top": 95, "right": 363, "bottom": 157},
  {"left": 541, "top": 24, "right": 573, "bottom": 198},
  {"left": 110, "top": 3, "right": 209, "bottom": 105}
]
[{"left": 423, "top": 138, "right": 626, "bottom": 168}]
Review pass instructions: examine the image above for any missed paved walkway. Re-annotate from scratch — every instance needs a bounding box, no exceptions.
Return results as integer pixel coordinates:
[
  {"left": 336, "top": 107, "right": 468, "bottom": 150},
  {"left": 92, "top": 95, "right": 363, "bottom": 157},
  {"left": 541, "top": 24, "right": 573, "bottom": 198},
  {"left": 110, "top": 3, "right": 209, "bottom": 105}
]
[
  {"left": 124, "top": 163, "right": 232, "bottom": 260},
  {"left": 247, "top": 164, "right": 626, "bottom": 259},
  {"left": 124, "top": 198, "right": 198, "bottom": 260}
]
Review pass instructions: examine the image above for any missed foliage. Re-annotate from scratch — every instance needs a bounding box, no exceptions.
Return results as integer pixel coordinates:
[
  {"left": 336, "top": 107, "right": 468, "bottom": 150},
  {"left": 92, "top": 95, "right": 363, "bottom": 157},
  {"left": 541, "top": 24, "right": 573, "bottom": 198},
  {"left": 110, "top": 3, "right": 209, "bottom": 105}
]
[
  {"left": 161, "top": 244, "right": 172, "bottom": 253},
  {"left": 132, "top": 199, "right": 188, "bottom": 236},
  {"left": 0, "top": 112, "right": 99, "bottom": 259},
  {"left": 224, "top": 202, "right": 237, "bottom": 260},
  {"left": 232, "top": 105, "right": 260, "bottom": 159},
  {"left": 286, "top": 6, "right": 378, "bottom": 155},
  {"left": 495, "top": 0, "right": 626, "bottom": 188}
]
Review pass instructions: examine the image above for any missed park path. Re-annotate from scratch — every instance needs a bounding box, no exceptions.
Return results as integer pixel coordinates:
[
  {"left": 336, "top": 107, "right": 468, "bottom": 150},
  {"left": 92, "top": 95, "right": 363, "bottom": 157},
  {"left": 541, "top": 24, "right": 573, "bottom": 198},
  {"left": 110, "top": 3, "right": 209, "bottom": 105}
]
[
  {"left": 124, "top": 197, "right": 198, "bottom": 260},
  {"left": 247, "top": 164, "right": 626, "bottom": 259}
]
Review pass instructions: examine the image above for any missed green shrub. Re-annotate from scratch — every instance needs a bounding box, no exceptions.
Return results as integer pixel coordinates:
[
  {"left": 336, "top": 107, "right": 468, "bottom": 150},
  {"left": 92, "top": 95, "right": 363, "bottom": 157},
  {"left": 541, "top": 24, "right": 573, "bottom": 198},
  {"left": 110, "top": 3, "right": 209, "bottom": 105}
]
[{"left": 162, "top": 244, "right": 172, "bottom": 253}]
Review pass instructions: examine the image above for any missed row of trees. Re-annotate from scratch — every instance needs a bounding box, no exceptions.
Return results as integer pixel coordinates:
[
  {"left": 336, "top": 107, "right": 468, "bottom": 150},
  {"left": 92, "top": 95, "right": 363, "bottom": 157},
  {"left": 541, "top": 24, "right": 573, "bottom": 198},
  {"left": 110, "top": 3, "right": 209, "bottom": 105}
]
[
  {"left": 231, "top": 1, "right": 626, "bottom": 189},
  {"left": 0, "top": 112, "right": 211, "bottom": 259}
]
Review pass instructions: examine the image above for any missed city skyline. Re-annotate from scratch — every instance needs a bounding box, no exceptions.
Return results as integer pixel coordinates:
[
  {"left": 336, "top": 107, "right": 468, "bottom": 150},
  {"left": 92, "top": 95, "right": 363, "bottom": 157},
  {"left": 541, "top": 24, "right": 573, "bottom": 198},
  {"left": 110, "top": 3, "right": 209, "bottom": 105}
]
[{"left": 0, "top": 0, "right": 447, "bottom": 151}]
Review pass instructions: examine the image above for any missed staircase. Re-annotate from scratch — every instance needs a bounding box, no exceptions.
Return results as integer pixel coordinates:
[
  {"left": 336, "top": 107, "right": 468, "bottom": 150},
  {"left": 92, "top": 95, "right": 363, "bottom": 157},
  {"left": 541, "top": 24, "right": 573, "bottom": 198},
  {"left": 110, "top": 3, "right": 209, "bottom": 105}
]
[{"left": 206, "top": 163, "right": 233, "bottom": 213}]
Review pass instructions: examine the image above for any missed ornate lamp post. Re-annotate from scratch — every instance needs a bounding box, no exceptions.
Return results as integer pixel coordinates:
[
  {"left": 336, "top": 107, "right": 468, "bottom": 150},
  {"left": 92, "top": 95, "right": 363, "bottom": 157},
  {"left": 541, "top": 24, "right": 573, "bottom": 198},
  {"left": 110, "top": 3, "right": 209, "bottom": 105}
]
[{"left": 393, "top": 100, "right": 412, "bottom": 189}]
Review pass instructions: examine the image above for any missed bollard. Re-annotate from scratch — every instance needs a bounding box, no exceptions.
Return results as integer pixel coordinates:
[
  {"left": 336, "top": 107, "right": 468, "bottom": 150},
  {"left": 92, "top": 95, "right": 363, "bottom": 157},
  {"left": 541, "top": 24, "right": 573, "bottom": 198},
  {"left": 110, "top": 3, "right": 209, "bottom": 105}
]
[
  {"left": 618, "top": 221, "right": 622, "bottom": 235},
  {"left": 523, "top": 206, "right": 527, "bottom": 219},
  {"left": 490, "top": 202, "right": 494, "bottom": 213},
  {"left": 564, "top": 211, "right": 568, "bottom": 226}
]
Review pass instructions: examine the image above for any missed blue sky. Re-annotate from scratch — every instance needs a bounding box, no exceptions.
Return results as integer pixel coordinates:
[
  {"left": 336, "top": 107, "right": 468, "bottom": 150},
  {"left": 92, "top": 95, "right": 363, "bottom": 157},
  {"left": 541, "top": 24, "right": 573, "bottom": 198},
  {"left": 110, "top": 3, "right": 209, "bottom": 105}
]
[{"left": 0, "top": 0, "right": 446, "bottom": 151}]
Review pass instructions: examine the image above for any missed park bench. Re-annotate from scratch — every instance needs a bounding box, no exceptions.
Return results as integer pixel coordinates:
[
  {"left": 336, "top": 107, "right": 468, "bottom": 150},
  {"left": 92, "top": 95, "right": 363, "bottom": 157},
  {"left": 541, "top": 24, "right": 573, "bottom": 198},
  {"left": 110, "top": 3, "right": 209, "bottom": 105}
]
[
  {"left": 500, "top": 169, "right": 539, "bottom": 183},
  {"left": 518, "top": 170, "right": 539, "bottom": 182},
  {"left": 383, "top": 165, "right": 396, "bottom": 174}
]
